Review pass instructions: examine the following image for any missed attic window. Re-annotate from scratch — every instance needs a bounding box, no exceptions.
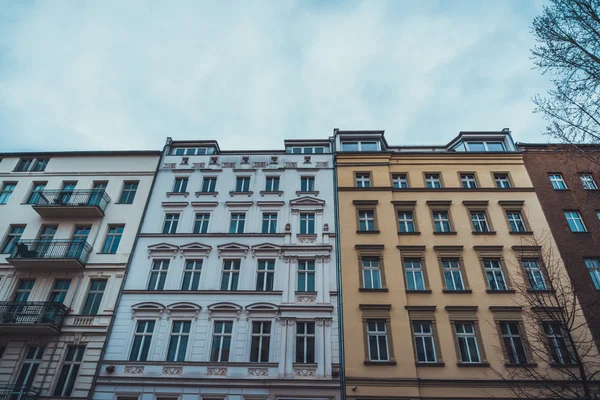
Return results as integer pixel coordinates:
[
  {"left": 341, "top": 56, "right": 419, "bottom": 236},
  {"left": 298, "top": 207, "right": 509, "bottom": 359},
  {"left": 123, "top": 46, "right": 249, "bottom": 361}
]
[
  {"left": 341, "top": 141, "right": 378, "bottom": 151},
  {"left": 465, "top": 141, "right": 505, "bottom": 152}
]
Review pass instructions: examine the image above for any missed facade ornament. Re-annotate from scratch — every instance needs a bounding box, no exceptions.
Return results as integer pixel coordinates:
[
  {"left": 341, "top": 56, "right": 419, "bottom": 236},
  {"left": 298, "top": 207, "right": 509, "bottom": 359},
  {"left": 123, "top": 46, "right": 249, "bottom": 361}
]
[
  {"left": 162, "top": 163, "right": 176, "bottom": 169},
  {"left": 222, "top": 162, "right": 236, "bottom": 168},
  {"left": 296, "top": 295, "right": 317, "bottom": 303},
  {"left": 124, "top": 366, "right": 144, "bottom": 374},
  {"left": 162, "top": 367, "right": 183, "bottom": 375},
  {"left": 293, "top": 367, "right": 317, "bottom": 377},
  {"left": 191, "top": 163, "right": 206, "bottom": 169},
  {"left": 291, "top": 209, "right": 300, "bottom": 215},
  {"left": 315, "top": 209, "right": 324, "bottom": 215},
  {"left": 315, "top": 161, "right": 328, "bottom": 168},
  {"left": 278, "top": 316, "right": 296, "bottom": 326},
  {"left": 247, "top": 367, "right": 269, "bottom": 377},
  {"left": 316, "top": 318, "right": 333, "bottom": 327},
  {"left": 207, "top": 367, "right": 228, "bottom": 376},
  {"left": 297, "top": 236, "right": 316, "bottom": 244},
  {"left": 252, "top": 162, "right": 267, "bottom": 168},
  {"left": 285, "top": 223, "right": 291, "bottom": 231},
  {"left": 284, "top": 162, "right": 298, "bottom": 168},
  {"left": 323, "top": 223, "right": 329, "bottom": 232}
]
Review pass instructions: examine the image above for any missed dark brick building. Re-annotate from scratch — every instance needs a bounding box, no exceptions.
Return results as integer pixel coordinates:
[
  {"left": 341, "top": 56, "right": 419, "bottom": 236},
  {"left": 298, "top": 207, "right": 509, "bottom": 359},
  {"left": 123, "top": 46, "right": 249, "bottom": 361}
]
[{"left": 520, "top": 144, "right": 600, "bottom": 350}]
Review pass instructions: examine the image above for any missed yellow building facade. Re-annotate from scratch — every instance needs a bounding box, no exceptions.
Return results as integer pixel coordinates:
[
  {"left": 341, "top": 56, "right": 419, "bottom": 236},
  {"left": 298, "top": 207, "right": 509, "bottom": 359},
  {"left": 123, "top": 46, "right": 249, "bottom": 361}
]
[{"left": 335, "top": 130, "right": 596, "bottom": 399}]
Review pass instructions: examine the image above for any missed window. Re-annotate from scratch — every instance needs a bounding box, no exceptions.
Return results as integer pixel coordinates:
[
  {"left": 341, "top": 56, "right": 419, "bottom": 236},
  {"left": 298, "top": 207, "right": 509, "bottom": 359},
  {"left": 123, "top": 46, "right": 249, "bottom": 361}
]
[
  {"left": 262, "top": 213, "right": 277, "bottom": 233},
  {"left": 14, "top": 279, "right": 35, "bottom": 301},
  {"left": 129, "top": 320, "right": 155, "bottom": 361},
  {"left": 549, "top": 174, "right": 567, "bottom": 190},
  {"left": 210, "top": 321, "right": 233, "bottom": 362},
  {"left": 295, "top": 322, "right": 315, "bottom": 363},
  {"left": 148, "top": 260, "right": 169, "bottom": 290},
  {"left": 163, "top": 214, "right": 179, "bottom": 234},
  {"left": 69, "top": 226, "right": 91, "bottom": 258},
  {"left": 564, "top": 211, "right": 587, "bottom": 232},
  {"left": 483, "top": 259, "right": 507, "bottom": 291},
  {"left": 358, "top": 210, "right": 376, "bottom": 231},
  {"left": 366, "top": 320, "right": 389, "bottom": 361},
  {"left": 27, "top": 182, "right": 46, "bottom": 204},
  {"left": 82, "top": 280, "right": 106, "bottom": 315},
  {"left": 182, "top": 260, "right": 202, "bottom": 290},
  {"left": 413, "top": 322, "right": 437, "bottom": 363},
  {"left": 15, "top": 158, "right": 34, "bottom": 172},
  {"left": 341, "top": 141, "right": 378, "bottom": 151},
  {"left": 404, "top": 259, "right": 425, "bottom": 291},
  {"left": 170, "top": 147, "right": 216, "bottom": 155},
  {"left": 355, "top": 173, "right": 371, "bottom": 188},
  {"left": 442, "top": 259, "right": 464, "bottom": 290},
  {"left": 256, "top": 260, "right": 275, "bottom": 291},
  {"left": 14, "top": 346, "right": 45, "bottom": 390},
  {"left": 297, "top": 260, "right": 315, "bottom": 292},
  {"left": 167, "top": 321, "right": 191, "bottom": 361},
  {"left": 460, "top": 174, "right": 477, "bottom": 188},
  {"left": 507, "top": 211, "right": 527, "bottom": 232},
  {"left": 202, "top": 177, "right": 217, "bottom": 192},
  {"left": 579, "top": 174, "right": 598, "bottom": 189},
  {"left": 235, "top": 177, "right": 250, "bottom": 192},
  {"left": 119, "top": 181, "right": 138, "bottom": 204},
  {"left": 0, "top": 182, "right": 16, "bottom": 204},
  {"left": 543, "top": 322, "right": 574, "bottom": 364},
  {"left": 494, "top": 174, "right": 511, "bottom": 188},
  {"left": 361, "top": 258, "right": 382, "bottom": 289},
  {"left": 433, "top": 211, "right": 451, "bottom": 232},
  {"left": 221, "top": 260, "right": 240, "bottom": 290},
  {"left": 229, "top": 213, "right": 246, "bottom": 233},
  {"left": 500, "top": 322, "right": 527, "bottom": 364},
  {"left": 173, "top": 177, "right": 188, "bottom": 193},
  {"left": 193, "top": 213, "right": 210, "bottom": 234},
  {"left": 1, "top": 225, "right": 25, "bottom": 254},
  {"left": 57, "top": 181, "right": 76, "bottom": 204},
  {"left": 102, "top": 225, "right": 124, "bottom": 253},
  {"left": 300, "top": 177, "right": 315, "bottom": 192},
  {"left": 465, "top": 141, "right": 505, "bottom": 152},
  {"left": 265, "top": 177, "right": 280, "bottom": 191},
  {"left": 53, "top": 346, "right": 85, "bottom": 396},
  {"left": 455, "top": 322, "right": 481, "bottom": 363},
  {"left": 286, "top": 146, "right": 326, "bottom": 154},
  {"left": 250, "top": 321, "right": 271, "bottom": 362},
  {"left": 522, "top": 260, "right": 547, "bottom": 290},
  {"left": 392, "top": 174, "right": 408, "bottom": 188},
  {"left": 49, "top": 280, "right": 71, "bottom": 303},
  {"left": 299, "top": 213, "right": 315, "bottom": 234},
  {"left": 32, "top": 159, "right": 49, "bottom": 172},
  {"left": 470, "top": 212, "right": 490, "bottom": 232},
  {"left": 425, "top": 174, "right": 441, "bottom": 188},
  {"left": 584, "top": 259, "right": 600, "bottom": 290},
  {"left": 397, "top": 211, "right": 415, "bottom": 233}
]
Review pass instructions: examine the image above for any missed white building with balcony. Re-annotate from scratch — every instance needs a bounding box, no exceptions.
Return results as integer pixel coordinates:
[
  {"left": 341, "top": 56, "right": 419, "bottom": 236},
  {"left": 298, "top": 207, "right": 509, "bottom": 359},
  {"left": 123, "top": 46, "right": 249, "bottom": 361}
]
[
  {"left": 93, "top": 139, "right": 340, "bottom": 400},
  {"left": 0, "top": 151, "right": 159, "bottom": 400}
]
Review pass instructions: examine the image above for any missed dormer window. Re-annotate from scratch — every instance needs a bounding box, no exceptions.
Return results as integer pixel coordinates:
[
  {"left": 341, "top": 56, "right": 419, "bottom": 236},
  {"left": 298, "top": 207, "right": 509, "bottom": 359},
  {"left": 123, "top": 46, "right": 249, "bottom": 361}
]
[
  {"left": 170, "top": 147, "right": 217, "bottom": 155},
  {"left": 465, "top": 141, "right": 505, "bottom": 152},
  {"left": 286, "top": 146, "right": 326, "bottom": 154},
  {"left": 341, "top": 141, "right": 378, "bottom": 151}
]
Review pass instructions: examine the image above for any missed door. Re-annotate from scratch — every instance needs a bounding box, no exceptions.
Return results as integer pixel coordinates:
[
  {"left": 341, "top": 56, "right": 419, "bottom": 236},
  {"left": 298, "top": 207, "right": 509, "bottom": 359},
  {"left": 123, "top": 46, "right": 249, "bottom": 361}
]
[{"left": 88, "top": 182, "right": 107, "bottom": 206}]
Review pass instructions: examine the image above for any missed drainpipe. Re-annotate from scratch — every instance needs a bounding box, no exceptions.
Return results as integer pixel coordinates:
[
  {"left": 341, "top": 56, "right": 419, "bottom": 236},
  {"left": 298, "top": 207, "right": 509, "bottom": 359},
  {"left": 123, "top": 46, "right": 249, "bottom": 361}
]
[
  {"left": 331, "top": 131, "right": 346, "bottom": 400},
  {"left": 86, "top": 146, "right": 165, "bottom": 400}
]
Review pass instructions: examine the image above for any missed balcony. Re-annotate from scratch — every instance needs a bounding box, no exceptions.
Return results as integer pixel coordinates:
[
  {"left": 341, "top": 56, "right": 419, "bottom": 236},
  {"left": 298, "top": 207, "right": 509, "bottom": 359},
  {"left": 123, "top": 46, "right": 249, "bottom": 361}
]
[
  {"left": 7, "top": 240, "right": 92, "bottom": 270},
  {"left": 32, "top": 189, "right": 110, "bottom": 218},
  {"left": 0, "top": 302, "right": 68, "bottom": 335},
  {"left": 0, "top": 385, "right": 40, "bottom": 400}
]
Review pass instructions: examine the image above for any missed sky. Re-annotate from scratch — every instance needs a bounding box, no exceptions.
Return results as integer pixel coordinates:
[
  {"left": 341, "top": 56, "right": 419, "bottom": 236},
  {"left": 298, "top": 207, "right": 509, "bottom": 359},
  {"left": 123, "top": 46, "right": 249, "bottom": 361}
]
[{"left": 0, "top": 0, "right": 552, "bottom": 152}]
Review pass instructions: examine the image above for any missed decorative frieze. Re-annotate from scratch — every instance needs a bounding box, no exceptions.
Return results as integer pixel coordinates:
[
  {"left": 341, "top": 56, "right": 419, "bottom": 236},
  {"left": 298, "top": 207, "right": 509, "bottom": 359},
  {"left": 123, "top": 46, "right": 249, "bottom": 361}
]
[
  {"left": 162, "top": 366, "right": 183, "bottom": 375},
  {"left": 293, "top": 366, "right": 317, "bottom": 377},
  {"left": 222, "top": 162, "right": 236, "bottom": 168},
  {"left": 162, "top": 163, "right": 176, "bottom": 169},
  {"left": 252, "top": 162, "right": 267, "bottom": 168},
  {"left": 207, "top": 367, "right": 228, "bottom": 376},
  {"left": 192, "top": 163, "right": 206, "bottom": 169},
  {"left": 248, "top": 367, "right": 269, "bottom": 376},
  {"left": 315, "top": 161, "right": 328, "bottom": 168},
  {"left": 296, "top": 294, "right": 317, "bottom": 303},
  {"left": 284, "top": 162, "right": 298, "bottom": 168},
  {"left": 124, "top": 366, "right": 144, "bottom": 374}
]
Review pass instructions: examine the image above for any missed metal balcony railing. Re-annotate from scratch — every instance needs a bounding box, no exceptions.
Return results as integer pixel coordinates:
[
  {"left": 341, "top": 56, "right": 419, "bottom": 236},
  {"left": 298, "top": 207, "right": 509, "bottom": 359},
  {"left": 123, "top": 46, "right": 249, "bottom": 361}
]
[
  {"left": 0, "top": 301, "right": 68, "bottom": 332},
  {"left": 9, "top": 240, "right": 92, "bottom": 264},
  {"left": 34, "top": 189, "right": 110, "bottom": 212},
  {"left": 0, "top": 385, "right": 40, "bottom": 400}
]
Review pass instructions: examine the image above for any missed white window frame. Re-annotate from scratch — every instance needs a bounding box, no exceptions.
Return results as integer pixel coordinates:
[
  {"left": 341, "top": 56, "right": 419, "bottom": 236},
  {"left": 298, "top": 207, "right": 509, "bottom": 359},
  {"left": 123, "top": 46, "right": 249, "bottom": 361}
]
[
  {"left": 229, "top": 213, "right": 246, "bottom": 234},
  {"left": 362, "top": 258, "right": 382, "bottom": 289},
  {"left": 262, "top": 213, "right": 278, "bottom": 234},
  {"left": 295, "top": 321, "right": 316, "bottom": 363},
  {"left": 210, "top": 320, "right": 233, "bottom": 362},
  {"left": 470, "top": 212, "right": 490, "bottom": 232},
  {"left": 455, "top": 322, "right": 481, "bottom": 363},
  {"left": 585, "top": 258, "right": 600, "bottom": 290},
  {"left": 181, "top": 259, "right": 202, "bottom": 291},
  {"left": 433, "top": 211, "right": 451, "bottom": 232},
  {"left": 397, "top": 211, "right": 415, "bottom": 233},
  {"left": 129, "top": 320, "right": 155, "bottom": 361},
  {"left": 162, "top": 213, "right": 179, "bottom": 234},
  {"left": 299, "top": 213, "right": 315, "bottom": 234},
  {"left": 193, "top": 213, "right": 210, "bottom": 234},
  {"left": 425, "top": 174, "right": 442, "bottom": 188},
  {"left": 522, "top": 259, "right": 547, "bottom": 290},
  {"left": 483, "top": 259, "right": 507, "bottom": 291},
  {"left": 250, "top": 321, "right": 271, "bottom": 362},
  {"left": 494, "top": 174, "right": 511, "bottom": 188},
  {"left": 297, "top": 260, "right": 315, "bottom": 292},
  {"left": 413, "top": 321, "right": 437, "bottom": 363},
  {"left": 579, "top": 174, "right": 598, "bottom": 190},
  {"left": 265, "top": 177, "right": 280, "bottom": 191},
  {"left": 355, "top": 173, "right": 371, "bottom": 188},
  {"left": 256, "top": 260, "right": 275, "bottom": 291},
  {"left": 166, "top": 320, "right": 191, "bottom": 362},
  {"left": 500, "top": 322, "right": 527, "bottom": 364},
  {"left": 202, "top": 177, "right": 217, "bottom": 192},
  {"left": 148, "top": 259, "right": 169, "bottom": 290},
  {"left": 404, "top": 259, "right": 425, "bottom": 291},
  {"left": 507, "top": 211, "right": 526, "bottom": 232},
  {"left": 460, "top": 174, "right": 477, "bottom": 188},
  {"left": 300, "top": 176, "right": 315, "bottom": 192},
  {"left": 235, "top": 177, "right": 251, "bottom": 192},
  {"left": 358, "top": 210, "right": 376, "bottom": 231},
  {"left": 442, "top": 259, "right": 464, "bottom": 290},
  {"left": 366, "top": 320, "right": 389, "bottom": 361},
  {"left": 549, "top": 174, "right": 567, "bottom": 190},
  {"left": 221, "top": 259, "right": 241, "bottom": 291},
  {"left": 392, "top": 174, "right": 408, "bottom": 188},
  {"left": 564, "top": 211, "right": 587, "bottom": 232}
]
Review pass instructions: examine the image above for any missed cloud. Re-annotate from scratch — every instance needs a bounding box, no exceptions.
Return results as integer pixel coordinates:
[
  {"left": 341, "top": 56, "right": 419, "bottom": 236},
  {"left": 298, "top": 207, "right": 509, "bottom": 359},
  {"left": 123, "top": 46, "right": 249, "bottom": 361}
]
[{"left": 0, "top": 0, "right": 552, "bottom": 151}]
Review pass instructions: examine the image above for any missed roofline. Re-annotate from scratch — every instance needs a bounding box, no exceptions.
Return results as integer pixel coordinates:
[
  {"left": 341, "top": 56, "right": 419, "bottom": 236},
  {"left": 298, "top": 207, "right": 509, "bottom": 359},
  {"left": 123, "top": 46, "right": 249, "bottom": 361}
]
[{"left": 0, "top": 150, "right": 161, "bottom": 157}]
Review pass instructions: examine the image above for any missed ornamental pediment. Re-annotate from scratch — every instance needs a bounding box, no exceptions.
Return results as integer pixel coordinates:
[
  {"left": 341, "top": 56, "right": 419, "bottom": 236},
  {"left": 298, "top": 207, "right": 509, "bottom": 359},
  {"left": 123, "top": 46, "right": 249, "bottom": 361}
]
[
  {"left": 289, "top": 196, "right": 325, "bottom": 207},
  {"left": 217, "top": 243, "right": 250, "bottom": 258}
]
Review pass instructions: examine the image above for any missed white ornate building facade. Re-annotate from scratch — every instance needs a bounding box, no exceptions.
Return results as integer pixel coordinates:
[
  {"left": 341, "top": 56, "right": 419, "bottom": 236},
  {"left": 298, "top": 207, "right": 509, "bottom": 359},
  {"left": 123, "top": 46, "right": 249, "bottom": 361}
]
[
  {"left": 0, "top": 150, "right": 159, "bottom": 399},
  {"left": 93, "top": 139, "right": 340, "bottom": 400}
]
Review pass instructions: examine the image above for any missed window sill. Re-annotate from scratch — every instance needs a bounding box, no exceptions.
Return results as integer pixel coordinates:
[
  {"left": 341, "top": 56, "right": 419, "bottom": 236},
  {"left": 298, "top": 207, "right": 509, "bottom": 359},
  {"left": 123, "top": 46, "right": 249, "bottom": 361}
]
[
  {"left": 295, "top": 291, "right": 317, "bottom": 295},
  {"left": 406, "top": 289, "right": 432, "bottom": 294},
  {"left": 115, "top": 202, "right": 134, "bottom": 205},
  {"left": 509, "top": 231, "right": 534, "bottom": 235},
  {"left": 416, "top": 362, "right": 445, "bottom": 367},
  {"left": 505, "top": 363, "right": 537, "bottom": 368},
  {"left": 292, "top": 363, "right": 317, "bottom": 368},
  {"left": 398, "top": 231, "right": 421, "bottom": 235},
  {"left": 472, "top": 231, "right": 496, "bottom": 235},
  {"left": 195, "top": 191, "right": 219, "bottom": 197},
  {"left": 166, "top": 192, "right": 189, "bottom": 198},
  {"left": 551, "top": 363, "right": 579, "bottom": 368},
  {"left": 296, "top": 191, "right": 320, "bottom": 196},
  {"left": 457, "top": 362, "right": 490, "bottom": 368},
  {"left": 570, "top": 231, "right": 592, "bottom": 234},
  {"left": 364, "top": 360, "right": 397, "bottom": 366},
  {"left": 356, "top": 230, "right": 380, "bottom": 234},
  {"left": 433, "top": 231, "right": 457, "bottom": 235},
  {"left": 259, "top": 191, "right": 283, "bottom": 197},
  {"left": 229, "top": 191, "right": 253, "bottom": 197},
  {"left": 486, "top": 289, "right": 516, "bottom": 294},
  {"left": 554, "top": 189, "right": 570, "bottom": 191},
  {"left": 526, "top": 289, "right": 554, "bottom": 294},
  {"left": 96, "top": 252, "right": 117, "bottom": 255},
  {"left": 359, "top": 288, "right": 388, "bottom": 292},
  {"left": 442, "top": 289, "right": 472, "bottom": 294}
]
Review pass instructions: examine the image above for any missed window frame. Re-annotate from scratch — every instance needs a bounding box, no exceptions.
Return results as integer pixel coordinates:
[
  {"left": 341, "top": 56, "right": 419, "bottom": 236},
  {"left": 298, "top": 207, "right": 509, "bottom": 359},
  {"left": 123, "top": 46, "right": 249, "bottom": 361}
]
[
  {"left": 147, "top": 259, "right": 170, "bottom": 290},
  {"left": 118, "top": 181, "right": 139, "bottom": 204},
  {"left": 340, "top": 141, "right": 379, "bottom": 152},
  {"left": 498, "top": 321, "right": 529, "bottom": 365},
  {"left": 564, "top": 211, "right": 587, "bottom": 232},
  {"left": 193, "top": 213, "right": 210, "bottom": 234},
  {"left": 549, "top": 173, "right": 568, "bottom": 190},
  {"left": 451, "top": 321, "right": 485, "bottom": 364},
  {"left": 264, "top": 176, "right": 280, "bottom": 192},
  {"left": 129, "top": 320, "right": 156, "bottom": 361},
  {"left": 295, "top": 321, "right": 316, "bottom": 364},
  {"left": 162, "top": 213, "right": 180, "bottom": 234},
  {"left": 181, "top": 259, "right": 203, "bottom": 291},
  {"left": 82, "top": 280, "right": 107, "bottom": 315},
  {"left": 300, "top": 176, "right": 316, "bottom": 192},
  {"left": 201, "top": 177, "right": 217, "bottom": 193},
  {"left": 584, "top": 258, "right": 600, "bottom": 290},
  {"left": 493, "top": 172, "right": 512, "bottom": 189},
  {"left": 250, "top": 321, "right": 272, "bottom": 362},
  {"left": 1, "top": 224, "right": 26, "bottom": 254},
  {"left": 391, "top": 173, "right": 409, "bottom": 189},
  {"left": 220, "top": 259, "right": 241, "bottom": 291},
  {"left": 256, "top": 259, "right": 275, "bottom": 292},
  {"left": 481, "top": 258, "right": 509, "bottom": 291},
  {"left": 299, "top": 212, "right": 316, "bottom": 235},
  {"left": 166, "top": 320, "right": 191, "bottom": 362},
  {"left": 229, "top": 212, "right": 246, "bottom": 234},
  {"left": 403, "top": 258, "right": 428, "bottom": 291},
  {"left": 261, "top": 212, "right": 278, "bottom": 234},
  {"left": 579, "top": 173, "right": 598, "bottom": 190},
  {"left": 356, "top": 208, "right": 377, "bottom": 232},
  {"left": 522, "top": 259, "right": 548, "bottom": 291},
  {"left": 423, "top": 173, "right": 443, "bottom": 189},
  {"left": 52, "top": 345, "right": 85, "bottom": 397},
  {"left": 360, "top": 257, "right": 383, "bottom": 290},
  {"left": 210, "top": 320, "right": 234, "bottom": 362},
  {"left": 235, "top": 176, "right": 251, "bottom": 192},
  {"left": 354, "top": 172, "right": 372, "bottom": 188},
  {"left": 297, "top": 259, "right": 316, "bottom": 292},
  {"left": 411, "top": 321, "right": 440, "bottom": 364},
  {"left": 459, "top": 173, "right": 478, "bottom": 189},
  {"left": 432, "top": 210, "right": 452, "bottom": 233},
  {"left": 0, "top": 182, "right": 17, "bottom": 205},
  {"left": 172, "top": 177, "right": 189, "bottom": 193},
  {"left": 101, "top": 225, "right": 124, "bottom": 254},
  {"left": 360, "top": 304, "right": 395, "bottom": 364}
]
